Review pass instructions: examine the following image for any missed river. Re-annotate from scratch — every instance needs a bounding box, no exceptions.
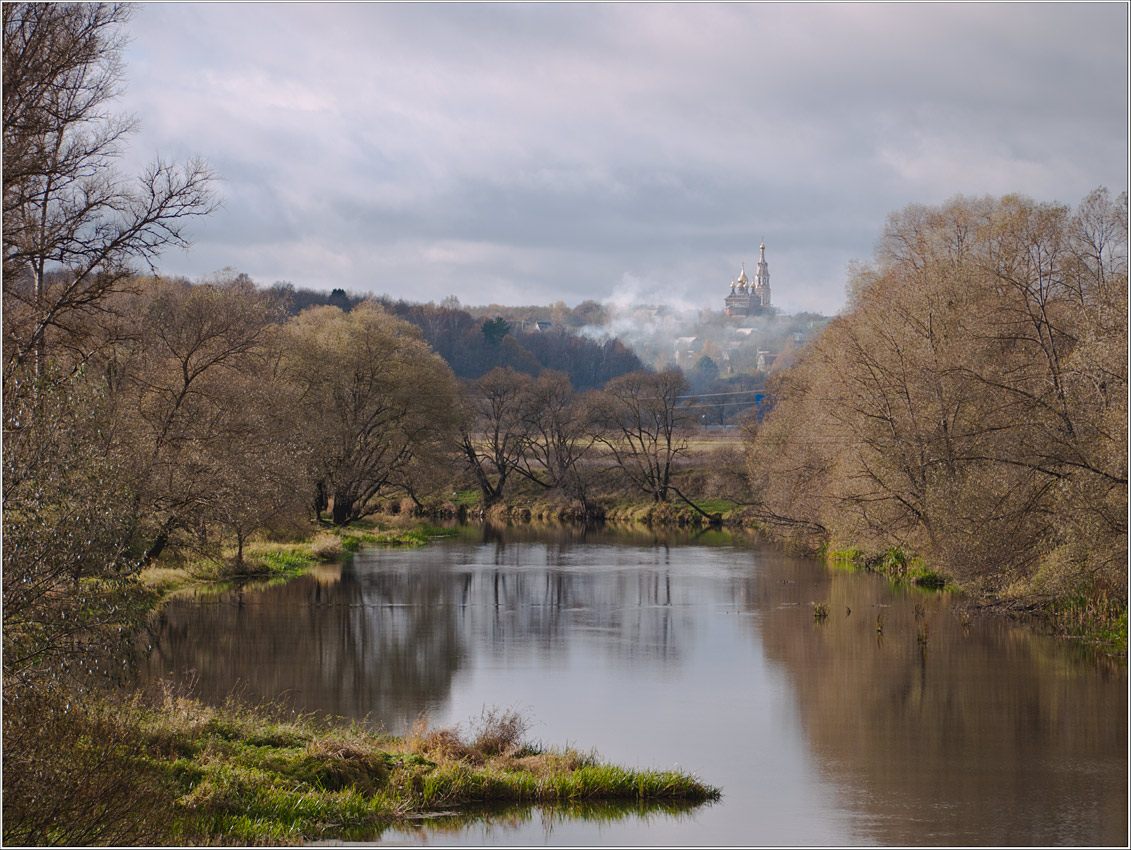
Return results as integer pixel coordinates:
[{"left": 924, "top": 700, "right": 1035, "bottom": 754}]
[{"left": 140, "top": 523, "right": 1128, "bottom": 845}]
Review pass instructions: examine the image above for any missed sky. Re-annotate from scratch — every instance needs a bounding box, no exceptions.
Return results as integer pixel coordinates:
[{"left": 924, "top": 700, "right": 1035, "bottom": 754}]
[{"left": 117, "top": 2, "right": 1129, "bottom": 315}]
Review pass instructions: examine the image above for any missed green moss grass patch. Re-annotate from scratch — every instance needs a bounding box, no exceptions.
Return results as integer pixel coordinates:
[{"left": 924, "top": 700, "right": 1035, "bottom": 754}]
[{"left": 4, "top": 691, "right": 720, "bottom": 846}]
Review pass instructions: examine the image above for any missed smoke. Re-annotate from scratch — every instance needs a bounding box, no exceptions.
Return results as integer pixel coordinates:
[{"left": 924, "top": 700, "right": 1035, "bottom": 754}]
[{"left": 579, "top": 271, "right": 829, "bottom": 373}]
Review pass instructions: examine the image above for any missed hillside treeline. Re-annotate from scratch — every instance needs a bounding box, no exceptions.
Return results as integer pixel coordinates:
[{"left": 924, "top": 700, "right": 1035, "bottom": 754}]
[
  {"left": 381, "top": 299, "right": 643, "bottom": 390},
  {"left": 748, "top": 190, "right": 1127, "bottom": 604},
  {"left": 263, "top": 284, "right": 643, "bottom": 391}
]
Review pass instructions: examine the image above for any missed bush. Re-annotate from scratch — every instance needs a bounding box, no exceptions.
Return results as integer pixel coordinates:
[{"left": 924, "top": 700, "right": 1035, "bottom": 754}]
[{"left": 2, "top": 686, "right": 168, "bottom": 846}]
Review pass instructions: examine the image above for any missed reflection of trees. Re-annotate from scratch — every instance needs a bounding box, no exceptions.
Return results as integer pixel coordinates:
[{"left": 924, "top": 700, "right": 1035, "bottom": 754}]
[
  {"left": 141, "top": 528, "right": 725, "bottom": 729},
  {"left": 142, "top": 566, "right": 466, "bottom": 727},
  {"left": 451, "top": 525, "right": 691, "bottom": 662},
  {"left": 468, "top": 560, "right": 685, "bottom": 663},
  {"left": 738, "top": 559, "right": 1129, "bottom": 847}
]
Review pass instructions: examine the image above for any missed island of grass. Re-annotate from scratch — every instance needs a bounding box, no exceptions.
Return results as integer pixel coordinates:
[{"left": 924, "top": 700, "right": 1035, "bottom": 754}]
[
  {"left": 3, "top": 690, "right": 721, "bottom": 846},
  {"left": 139, "top": 519, "right": 458, "bottom": 597}
]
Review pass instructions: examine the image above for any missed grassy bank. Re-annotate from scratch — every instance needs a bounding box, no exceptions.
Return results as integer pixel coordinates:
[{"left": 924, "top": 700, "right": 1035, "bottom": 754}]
[
  {"left": 140, "top": 519, "right": 456, "bottom": 596},
  {"left": 2, "top": 688, "right": 719, "bottom": 846},
  {"left": 825, "top": 546, "right": 953, "bottom": 591},
  {"left": 824, "top": 545, "right": 1127, "bottom": 657}
]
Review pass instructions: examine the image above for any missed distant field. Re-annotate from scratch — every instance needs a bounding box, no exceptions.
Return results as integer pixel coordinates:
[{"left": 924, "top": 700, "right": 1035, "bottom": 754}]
[{"left": 684, "top": 430, "right": 745, "bottom": 452}]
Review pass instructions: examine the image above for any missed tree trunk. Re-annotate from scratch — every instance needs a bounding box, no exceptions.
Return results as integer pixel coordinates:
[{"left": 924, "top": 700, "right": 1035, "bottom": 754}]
[
  {"left": 142, "top": 529, "right": 170, "bottom": 565},
  {"left": 331, "top": 497, "right": 353, "bottom": 526}
]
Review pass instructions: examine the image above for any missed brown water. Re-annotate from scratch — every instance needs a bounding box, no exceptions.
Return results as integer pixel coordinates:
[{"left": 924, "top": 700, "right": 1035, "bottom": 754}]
[{"left": 140, "top": 524, "right": 1128, "bottom": 845}]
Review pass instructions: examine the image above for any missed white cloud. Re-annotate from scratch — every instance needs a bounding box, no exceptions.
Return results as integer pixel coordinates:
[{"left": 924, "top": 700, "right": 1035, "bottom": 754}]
[{"left": 117, "top": 3, "right": 1129, "bottom": 315}]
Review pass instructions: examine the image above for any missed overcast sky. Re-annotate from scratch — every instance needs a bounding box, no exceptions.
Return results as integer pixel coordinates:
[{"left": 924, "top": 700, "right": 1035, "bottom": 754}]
[{"left": 117, "top": 2, "right": 1128, "bottom": 314}]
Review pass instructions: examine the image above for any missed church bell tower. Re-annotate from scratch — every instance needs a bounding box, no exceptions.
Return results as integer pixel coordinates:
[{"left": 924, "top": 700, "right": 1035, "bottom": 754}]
[{"left": 753, "top": 240, "right": 770, "bottom": 307}]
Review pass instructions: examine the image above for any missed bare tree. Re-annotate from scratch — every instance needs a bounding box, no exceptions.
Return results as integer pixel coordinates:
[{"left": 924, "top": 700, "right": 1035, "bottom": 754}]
[
  {"left": 458, "top": 367, "right": 535, "bottom": 507},
  {"left": 2, "top": 3, "right": 217, "bottom": 377},
  {"left": 107, "top": 273, "right": 292, "bottom": 563},
  {"left": 592, "top": 368, "right": 695, "bottom": 503},
  {"left": 516, "top": 370, "right": 597, "bottom": 509}
]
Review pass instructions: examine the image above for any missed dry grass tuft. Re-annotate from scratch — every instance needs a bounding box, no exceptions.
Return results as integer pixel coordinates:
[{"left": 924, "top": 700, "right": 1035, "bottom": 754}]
[
  {"left": 406, "top": 707, "right": 531, "bottom": 764},
  {"left": 408, "top": 716, "right": 474, "bottom": 762},
  {"left": 470, "top": 707, "right": 530, "bottom": 757},
  {"left": 307, "top": 533, "right": 346, "bottom": 560}
]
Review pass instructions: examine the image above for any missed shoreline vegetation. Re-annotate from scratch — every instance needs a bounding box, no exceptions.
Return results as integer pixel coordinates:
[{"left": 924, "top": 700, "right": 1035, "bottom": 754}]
[
  {"left": 4, "top": 9, "right": 1124, "bottom": 843},
  {"left": 6, "top": 520, "right": 721, "bottom": 847},
  {"left": 150, "top": 503, "right": 1127, "bottom": 658},
  {"left": 5, "top": 684, "right": 720, "bottom": 846}
]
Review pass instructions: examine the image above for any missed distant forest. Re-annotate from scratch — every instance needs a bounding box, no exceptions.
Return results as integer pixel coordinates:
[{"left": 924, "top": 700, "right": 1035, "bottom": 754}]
[
  {"left": 261, "top": 282, "right": 643, "bottom": 391},
  {"left": 257, "top": 281, "right": 819, "bottom": 419}
]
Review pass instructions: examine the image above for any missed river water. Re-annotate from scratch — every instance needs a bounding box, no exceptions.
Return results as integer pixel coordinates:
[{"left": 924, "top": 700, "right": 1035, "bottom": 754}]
[{"left": 141, "top": 523, "right": 1128, "bottom": 845}]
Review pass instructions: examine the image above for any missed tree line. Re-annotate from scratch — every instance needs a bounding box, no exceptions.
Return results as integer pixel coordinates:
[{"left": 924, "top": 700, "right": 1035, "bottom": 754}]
[
  {"left": 1, "top": 3, "right": 703, "bottom": 690},
  {"left": 263, "top": 282, "right": 645, "bottom": 391},
  {"left": 6, "top": 269, "right": 707, "bottom": 685},
  {"left": 746, "top": 189, "right": 1127, "bottom": 603},
  {"left": 5, "top": 0, "right": 1126, "bottom": 696}
]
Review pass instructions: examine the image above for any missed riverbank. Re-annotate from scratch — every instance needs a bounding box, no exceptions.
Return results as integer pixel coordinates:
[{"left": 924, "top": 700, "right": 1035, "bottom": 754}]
[
  {"left": 138, "top": 519, "right": 453, "bottom": 597},
  {"left": 4, "top": 518, "right": 721, "bottom": 846},
  {"left": 375, "top": 493, "right": 1128, "bottom": 658},
  {"left": 3, "top": 685, "right": 719, "bottom": 846}
]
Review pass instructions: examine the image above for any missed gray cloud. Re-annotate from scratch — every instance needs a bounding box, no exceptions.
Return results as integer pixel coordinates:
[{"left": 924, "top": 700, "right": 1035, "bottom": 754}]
[{"left": 118, "top": 3, "right": 1128, "bottom": 314}]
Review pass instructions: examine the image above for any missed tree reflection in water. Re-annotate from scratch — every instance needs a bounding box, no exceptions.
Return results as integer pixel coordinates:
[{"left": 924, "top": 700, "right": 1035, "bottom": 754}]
[{"left": 140, "top": 524, "right": 1127, "bottom": 846}]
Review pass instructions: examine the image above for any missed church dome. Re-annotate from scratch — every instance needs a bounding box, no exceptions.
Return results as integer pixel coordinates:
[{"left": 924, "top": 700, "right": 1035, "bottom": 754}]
[{"left": 736, "top": 262, "right": 749, "bottom": 284}]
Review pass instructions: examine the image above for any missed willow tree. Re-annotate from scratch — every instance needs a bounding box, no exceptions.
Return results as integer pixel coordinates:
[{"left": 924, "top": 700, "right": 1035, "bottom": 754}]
[
  {"left": 103, "top": 273, "right": 302, "bottom": 565},
  {"left": 283, "top": 303, "right": 463, "bottom": 525},
  {"left": 457, "top": 366, "right": 535, "bottom": 507},
  {"left": 749, "top": 189, "right": 1127, "bottom": 597}
]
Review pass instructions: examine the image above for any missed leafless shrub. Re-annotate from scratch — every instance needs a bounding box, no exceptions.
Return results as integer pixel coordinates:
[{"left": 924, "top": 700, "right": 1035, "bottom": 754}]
[{"left": 470, "top": 707, "right": 530, "bottom": 757}]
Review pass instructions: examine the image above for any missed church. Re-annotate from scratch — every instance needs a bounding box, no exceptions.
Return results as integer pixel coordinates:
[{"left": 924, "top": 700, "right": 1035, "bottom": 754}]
[{"left": 724, "top": 241, "right": 771, "bottom": 317}]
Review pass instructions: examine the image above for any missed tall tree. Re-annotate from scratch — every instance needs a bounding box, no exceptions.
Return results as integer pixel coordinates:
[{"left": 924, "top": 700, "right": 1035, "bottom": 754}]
[
  {"left": 2, "top": 2, "right": 221, "bottom": 683},
  {"left": 482, "top": 316, "right": 510, "bottom": 346},
  {"left": 283, "top": 303, "right": 462, "bottom": 525},
  {"left": 517, "top": 370, "right": 597, "bottom": 508},
  {"left": 108, "top": 273, "right": 294, "bottom": 564},
  {"left": 458, "top": 367, "right": 535, "bottom": 506},
  {"left": 2, "top": 2, "right": 216, "bottom": 378}
]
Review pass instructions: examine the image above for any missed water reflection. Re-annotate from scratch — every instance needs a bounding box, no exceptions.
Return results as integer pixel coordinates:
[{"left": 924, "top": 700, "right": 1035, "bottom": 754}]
[
  {"left": 143, "top": 524, "right": 704, "bottom": 724},
  {"left": 329, "top": 799, "right": 712, "bottom": 845},
  {"left": 141, "top": 524, "right": 1127, "bottom": 846},
  {"left": 746, "top": 556, "right": 1128, "bottom": 846},
  {"left": 144, "top": 563, "right": 466, "bottom": 723}
]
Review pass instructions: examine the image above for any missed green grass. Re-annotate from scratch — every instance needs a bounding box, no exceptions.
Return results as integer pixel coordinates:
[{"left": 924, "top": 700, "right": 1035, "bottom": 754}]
[
  {"left": 256, "top": 548, "right": 317, "bottom": 572},
  {"left": 3, "top": 692, "right": 720, "bottom": 846},
  {"left": 691, "top": 498, "right": 738, "bottom": 516},
  {"left": 451, "top": 489, "right": 482, "bottom": 507},
  {"left": 826, "top": 546, "right": 955, "bottom": 592},
  {"left": 1050, "top": 589, "right": 1128, "bottom": 656}
]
